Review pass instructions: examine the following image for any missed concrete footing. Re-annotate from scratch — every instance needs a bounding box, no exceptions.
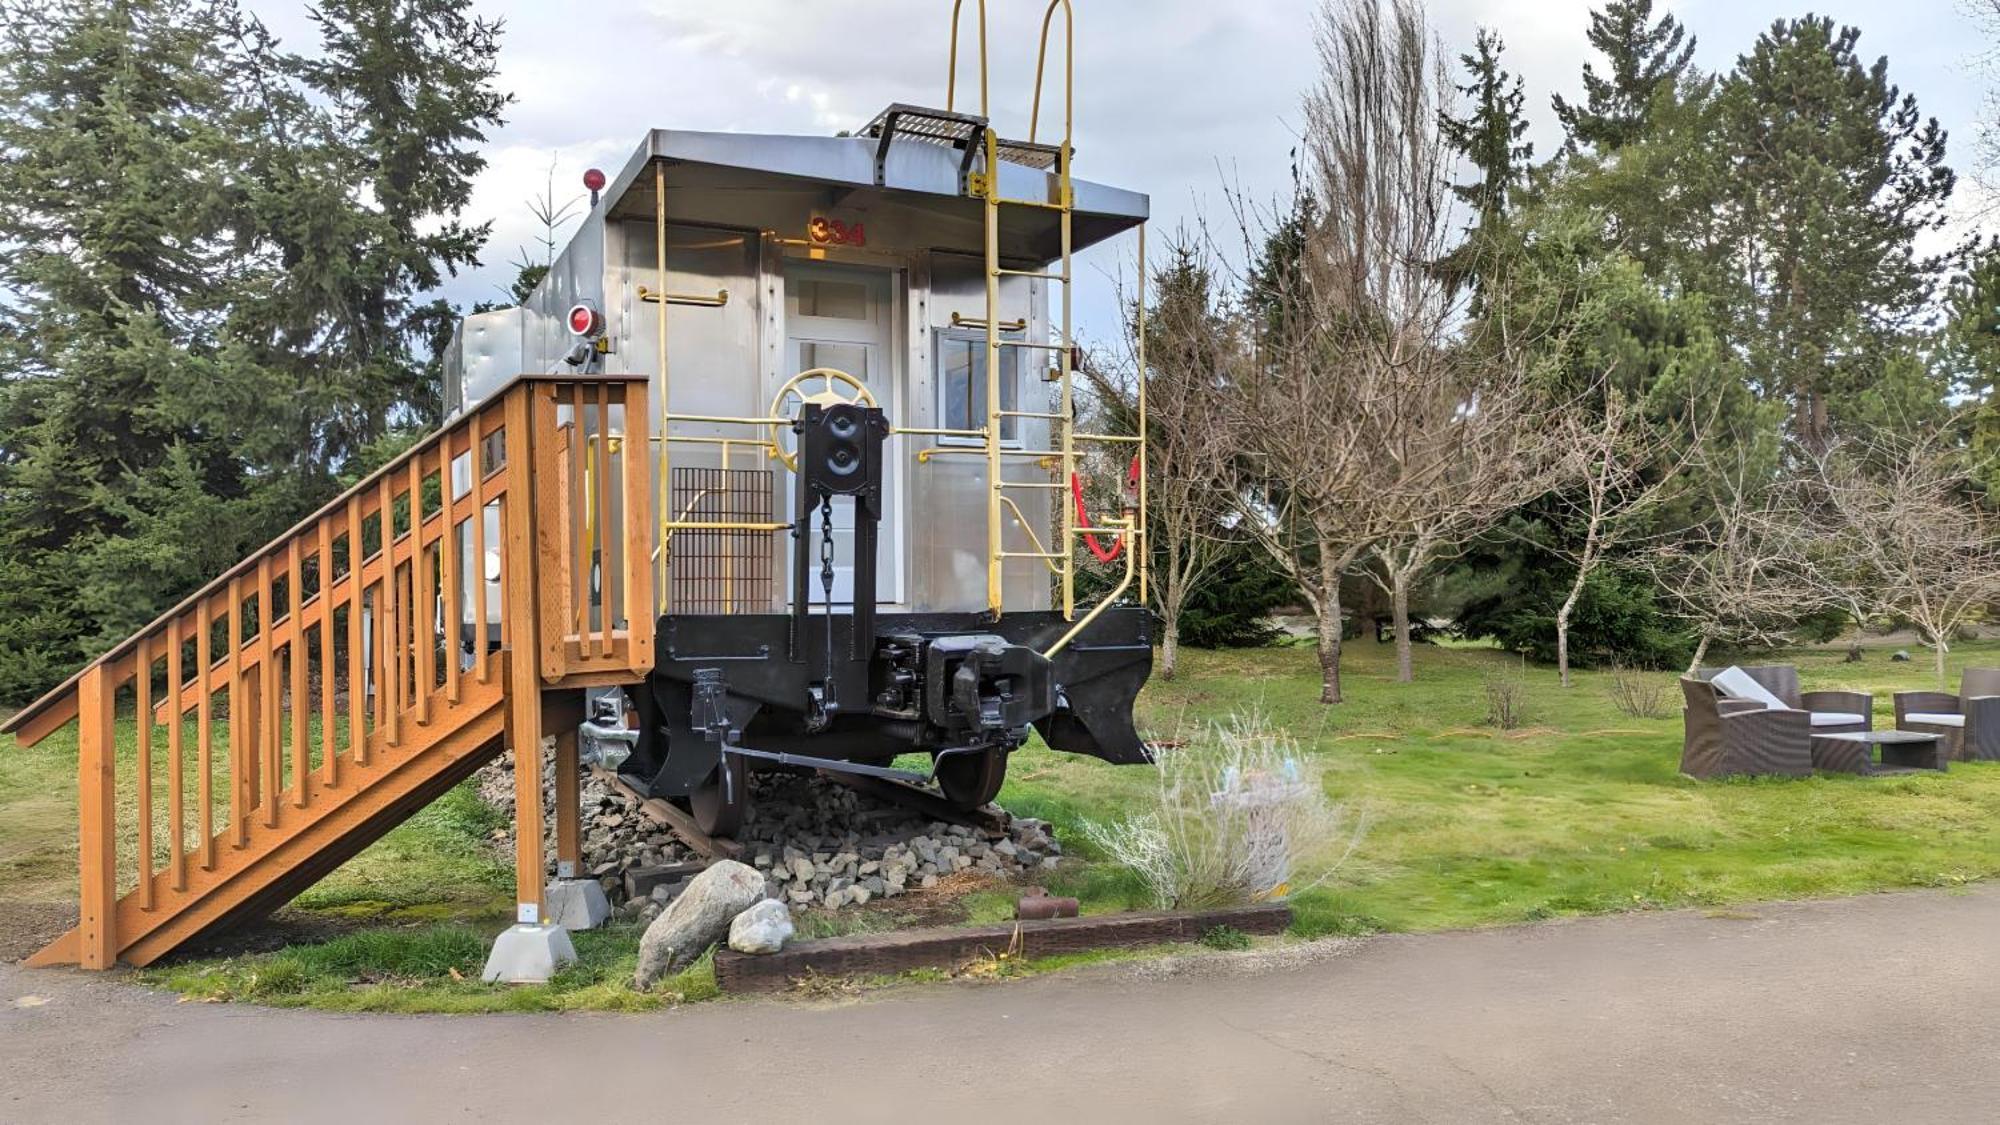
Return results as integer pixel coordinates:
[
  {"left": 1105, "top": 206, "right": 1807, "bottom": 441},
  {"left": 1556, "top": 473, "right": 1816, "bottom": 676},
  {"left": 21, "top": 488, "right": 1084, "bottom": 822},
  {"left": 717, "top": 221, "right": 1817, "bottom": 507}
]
[
  {"left": 481, "top": 923, "right": 578, "bottom": 983},
  {"left": 546, "top": 878, "right": 611, "bottom": 931}
]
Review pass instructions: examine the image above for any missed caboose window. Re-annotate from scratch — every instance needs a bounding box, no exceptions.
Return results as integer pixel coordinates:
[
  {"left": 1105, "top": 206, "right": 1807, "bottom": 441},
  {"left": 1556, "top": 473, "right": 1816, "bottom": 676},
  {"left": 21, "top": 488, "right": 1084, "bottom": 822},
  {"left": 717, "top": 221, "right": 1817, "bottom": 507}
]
[{"left": 937, "top": 329, "right": 1022, "bottom": 444}]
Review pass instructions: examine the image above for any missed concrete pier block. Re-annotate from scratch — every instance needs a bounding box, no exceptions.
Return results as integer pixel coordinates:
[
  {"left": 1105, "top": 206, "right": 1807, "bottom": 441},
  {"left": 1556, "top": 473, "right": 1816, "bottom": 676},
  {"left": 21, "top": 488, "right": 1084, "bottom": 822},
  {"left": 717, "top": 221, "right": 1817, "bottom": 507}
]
[
  {"left": 546, "top": 878, "right": 611, "bottom": 931},
  {"left": 481, "top": 923, "right": 577, "bottom": 983}
]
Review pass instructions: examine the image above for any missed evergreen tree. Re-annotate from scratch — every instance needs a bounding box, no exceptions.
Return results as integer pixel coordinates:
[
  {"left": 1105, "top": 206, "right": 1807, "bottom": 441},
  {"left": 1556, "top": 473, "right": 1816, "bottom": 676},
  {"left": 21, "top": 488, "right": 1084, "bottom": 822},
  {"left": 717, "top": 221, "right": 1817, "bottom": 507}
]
[
  {"left": 1439, "top": 28, "right": 1533, "bottom": 310},
  {"left": 299, "top": 0, "right": 508, "bottom": 445},
  {"left": 1719, "top": 16, "right": 1956, "bottom": 449},
  {"left": 0, "top": 0, "right": 269, "bottom": 677},
  {"left": 0, "top": 0, "right": 509, "bottom": 701},
  {"left": 1553, "top": 0, "right": 1697, "bottom": 154}
]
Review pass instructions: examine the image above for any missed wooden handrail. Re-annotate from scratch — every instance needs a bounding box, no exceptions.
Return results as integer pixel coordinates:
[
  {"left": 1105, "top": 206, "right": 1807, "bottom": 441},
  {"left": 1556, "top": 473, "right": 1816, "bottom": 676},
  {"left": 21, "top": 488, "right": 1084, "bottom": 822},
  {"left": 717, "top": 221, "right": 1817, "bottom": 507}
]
[
  {"left": 1, "top": 373, "right": 649, "bottom": 745},
  {"left": 10, "top": 373, "right": 657, "bottom": 969}
]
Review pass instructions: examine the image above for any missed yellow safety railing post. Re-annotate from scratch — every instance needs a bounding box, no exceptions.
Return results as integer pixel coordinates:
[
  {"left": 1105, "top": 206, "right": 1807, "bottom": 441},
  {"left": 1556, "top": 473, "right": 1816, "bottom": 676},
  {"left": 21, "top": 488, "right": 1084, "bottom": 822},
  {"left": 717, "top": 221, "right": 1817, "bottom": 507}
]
[
  {"left": 1136, "top": 220, "right": 1148, "bottom": 605},
  {"left": 983, "top": 124, "right": 1005, "bottom": 618}
]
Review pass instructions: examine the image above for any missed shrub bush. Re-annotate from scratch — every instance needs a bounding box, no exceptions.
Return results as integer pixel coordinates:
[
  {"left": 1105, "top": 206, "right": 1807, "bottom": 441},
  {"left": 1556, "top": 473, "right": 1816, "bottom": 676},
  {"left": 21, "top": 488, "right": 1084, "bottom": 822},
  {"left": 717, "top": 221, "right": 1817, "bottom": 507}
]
[{"left": 1082, "top": 712, "right": 1361, "bottom": 911}]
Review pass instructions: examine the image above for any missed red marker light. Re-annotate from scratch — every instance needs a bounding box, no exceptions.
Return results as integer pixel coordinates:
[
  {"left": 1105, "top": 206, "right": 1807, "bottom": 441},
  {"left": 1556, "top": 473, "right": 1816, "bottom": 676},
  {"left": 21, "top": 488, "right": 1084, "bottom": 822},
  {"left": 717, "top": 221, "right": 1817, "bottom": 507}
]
[
  {"left": 582, "top": 168, "right": 607, "bottom": 193},
  {"left": 567, "top": 303, "right": 601, "bottom": 337}
]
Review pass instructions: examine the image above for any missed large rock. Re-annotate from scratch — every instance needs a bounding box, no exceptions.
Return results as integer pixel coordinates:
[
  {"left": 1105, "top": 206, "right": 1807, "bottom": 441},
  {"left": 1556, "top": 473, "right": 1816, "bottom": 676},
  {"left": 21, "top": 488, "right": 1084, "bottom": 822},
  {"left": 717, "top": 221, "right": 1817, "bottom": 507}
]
[
  {"left": 727, "top": 899, "right": 795, "bottom": 955},
  {"left": 633, "top": 859, "right": 766, "bottom": 989}
]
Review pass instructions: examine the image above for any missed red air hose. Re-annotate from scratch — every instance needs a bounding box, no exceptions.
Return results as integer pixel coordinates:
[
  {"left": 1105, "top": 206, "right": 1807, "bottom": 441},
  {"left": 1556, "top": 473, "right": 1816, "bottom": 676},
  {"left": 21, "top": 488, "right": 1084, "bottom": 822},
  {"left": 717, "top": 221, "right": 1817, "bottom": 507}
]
[{"left": 1070, "top": 456, "right": 1141, "bottom": 563}]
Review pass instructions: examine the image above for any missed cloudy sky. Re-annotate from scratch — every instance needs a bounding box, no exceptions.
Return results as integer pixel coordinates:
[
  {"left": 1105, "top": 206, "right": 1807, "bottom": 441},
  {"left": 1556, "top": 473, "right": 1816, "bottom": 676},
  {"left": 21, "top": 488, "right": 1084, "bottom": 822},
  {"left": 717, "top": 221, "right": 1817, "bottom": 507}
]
[{"left": 251, "top": 1, "right": 1995, "bottom": 344}]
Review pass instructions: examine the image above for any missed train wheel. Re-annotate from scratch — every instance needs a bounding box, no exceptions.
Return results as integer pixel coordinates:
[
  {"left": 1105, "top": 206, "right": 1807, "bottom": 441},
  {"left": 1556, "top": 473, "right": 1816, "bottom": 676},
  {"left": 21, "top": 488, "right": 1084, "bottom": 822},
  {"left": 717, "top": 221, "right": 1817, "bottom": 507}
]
[
  {"left": 935, "top": 748, "right": 1007, "bottom": 811},
  {"left": 689, "top": 753, "right": 746, "bottom": 837}
]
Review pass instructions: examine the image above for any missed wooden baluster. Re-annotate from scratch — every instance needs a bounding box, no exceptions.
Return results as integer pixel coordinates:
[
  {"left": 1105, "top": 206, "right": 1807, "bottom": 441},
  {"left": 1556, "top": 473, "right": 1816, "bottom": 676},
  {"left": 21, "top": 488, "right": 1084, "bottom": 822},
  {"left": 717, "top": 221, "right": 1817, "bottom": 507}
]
[
  {"left": 533, "top": 386, "right": 567, "bottom": 680},
  {"left": 226, "top": 577, "right": 247, "bottom": 847},
  {"left": 318, "top": 518, "right": 337, "bottom": 788},
  {"left": 288, "top": 537, "right": 308, "bottom": 808},
  {"left": 594, "top": 381, "right": 615, "bottom": 658},
  {"left": 258, "top": 555, "right": 279, "bottom": 828},
  {"left": 472, "top": 429, "right": 491, "bottom": 685},
  {"left": 347, "top": 495, "right": 367, "bottom": 766},
  {"left": 167, "top": 615, "right": 187, "bottom": 888},
  {"left": 242, "top": 664, "right": 262, "bottom": 837},
  {"left": 134, "top": 634, "right": 154, "bottom": 912},
  {"left": 195, "top": 599, "right": 215, "bottom": 869},
  {"left": 443, "top": 426, "right": 462, "bottom": 706},
  {"left": 77, "top": 663, "right": 116, "bottom": 970},
  {"left": 378, "top": 474, "right": 401, "bottom": 746},
  {"left": 623, "top": 381, "right": 655, "bottom": 671},
  {"left": 411, "top": 454, "right": 432, "bottom": 725}
]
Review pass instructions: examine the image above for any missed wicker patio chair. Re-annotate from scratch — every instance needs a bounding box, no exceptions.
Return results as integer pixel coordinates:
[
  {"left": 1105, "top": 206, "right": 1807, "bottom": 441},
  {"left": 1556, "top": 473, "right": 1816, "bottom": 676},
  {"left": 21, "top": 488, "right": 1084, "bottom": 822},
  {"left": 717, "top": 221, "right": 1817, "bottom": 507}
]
[
  {"left": 1694, "top": 664, "right": 1873, "bottom": 735},
  {"left": 1679, "top": 677, "right": 1813, "bottom": 778},
  {"left": 1893, "top": 667, "right": 2000, "bottom": 762}
]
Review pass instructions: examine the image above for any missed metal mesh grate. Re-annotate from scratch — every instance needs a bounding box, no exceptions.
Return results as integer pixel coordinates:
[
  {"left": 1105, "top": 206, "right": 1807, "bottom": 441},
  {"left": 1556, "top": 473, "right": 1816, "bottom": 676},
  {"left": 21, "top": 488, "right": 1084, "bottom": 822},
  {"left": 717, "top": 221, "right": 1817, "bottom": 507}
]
[
  {"left": 994, "top": 138, "right": 1062, "bottom": 170},
  {"left": 669, "top": 467, "right": 776, "bottom": 614},
  {"left": 863, "top": 103, "right": 984, "bottom": 146}
]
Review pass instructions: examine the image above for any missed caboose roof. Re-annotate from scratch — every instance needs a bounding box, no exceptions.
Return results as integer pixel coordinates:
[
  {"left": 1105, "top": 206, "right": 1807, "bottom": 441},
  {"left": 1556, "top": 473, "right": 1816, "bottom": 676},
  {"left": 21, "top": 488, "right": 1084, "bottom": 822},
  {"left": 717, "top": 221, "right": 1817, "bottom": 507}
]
[{"left": 595, "top": 120, "right": 1148, "bottom": 264}]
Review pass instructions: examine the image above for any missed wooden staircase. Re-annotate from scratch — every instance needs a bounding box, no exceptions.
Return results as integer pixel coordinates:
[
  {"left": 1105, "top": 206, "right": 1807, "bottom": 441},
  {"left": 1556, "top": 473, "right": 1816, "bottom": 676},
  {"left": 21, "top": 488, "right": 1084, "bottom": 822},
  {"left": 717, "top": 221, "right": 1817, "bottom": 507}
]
[{"left": 2, "top": 374, "right": 654, "bottom": 968}]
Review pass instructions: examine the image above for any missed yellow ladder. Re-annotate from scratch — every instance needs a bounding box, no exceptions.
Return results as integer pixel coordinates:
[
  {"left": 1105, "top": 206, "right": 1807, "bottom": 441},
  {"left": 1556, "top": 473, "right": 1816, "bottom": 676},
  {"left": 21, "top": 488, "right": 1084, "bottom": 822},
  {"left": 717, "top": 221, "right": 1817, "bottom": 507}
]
[{"left": 948, "top": 0, "right": 1145, "bottom": 630}]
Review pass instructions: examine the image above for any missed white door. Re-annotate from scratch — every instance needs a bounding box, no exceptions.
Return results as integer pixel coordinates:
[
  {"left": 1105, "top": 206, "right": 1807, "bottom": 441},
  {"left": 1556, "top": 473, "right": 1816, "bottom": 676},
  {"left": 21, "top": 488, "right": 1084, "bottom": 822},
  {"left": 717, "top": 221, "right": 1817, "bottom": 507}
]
[{"left": 782, "top": 261, "right": 900, "bottom": 607}]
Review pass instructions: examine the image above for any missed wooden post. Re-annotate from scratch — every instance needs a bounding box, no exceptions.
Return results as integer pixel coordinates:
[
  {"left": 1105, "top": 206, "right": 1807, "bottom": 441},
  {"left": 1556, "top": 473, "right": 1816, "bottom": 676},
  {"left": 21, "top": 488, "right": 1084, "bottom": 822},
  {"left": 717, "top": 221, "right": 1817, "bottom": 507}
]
[
  {"left": 554, "top": 725, "right": 581, "bottom": 878},
  {"left": 77, "top": 664, "right": 117, "bottom": 970},
  {"left": 502, "top": 386, "right": 548, "bottom": 924}
]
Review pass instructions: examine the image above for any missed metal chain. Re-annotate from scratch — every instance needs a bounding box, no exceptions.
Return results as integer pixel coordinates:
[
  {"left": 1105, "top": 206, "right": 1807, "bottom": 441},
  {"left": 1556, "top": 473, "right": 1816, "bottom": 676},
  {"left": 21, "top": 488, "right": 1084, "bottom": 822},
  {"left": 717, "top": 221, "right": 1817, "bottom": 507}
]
[
  {"left": 818, "top": 494, "right": 837, "bottom": 599},
  {"left": 819, "top": 493, "right": 838, "bottom": 714}
]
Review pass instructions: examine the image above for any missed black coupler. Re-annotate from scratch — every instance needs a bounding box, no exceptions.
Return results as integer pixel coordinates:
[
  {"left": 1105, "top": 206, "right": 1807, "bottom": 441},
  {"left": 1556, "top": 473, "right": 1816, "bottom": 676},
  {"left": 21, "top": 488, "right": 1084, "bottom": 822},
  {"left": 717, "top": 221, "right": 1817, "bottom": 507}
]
[{"left": 621, "top": 606, "right": 1152, "bottom": 800}]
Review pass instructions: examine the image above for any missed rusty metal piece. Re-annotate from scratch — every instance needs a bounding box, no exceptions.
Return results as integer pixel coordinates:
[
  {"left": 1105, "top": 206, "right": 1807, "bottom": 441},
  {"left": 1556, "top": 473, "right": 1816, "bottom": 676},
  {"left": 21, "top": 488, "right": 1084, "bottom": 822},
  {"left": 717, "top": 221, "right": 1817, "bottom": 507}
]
[{"left": 1016, "top": 893, "right": 1079, "bottom": 921}]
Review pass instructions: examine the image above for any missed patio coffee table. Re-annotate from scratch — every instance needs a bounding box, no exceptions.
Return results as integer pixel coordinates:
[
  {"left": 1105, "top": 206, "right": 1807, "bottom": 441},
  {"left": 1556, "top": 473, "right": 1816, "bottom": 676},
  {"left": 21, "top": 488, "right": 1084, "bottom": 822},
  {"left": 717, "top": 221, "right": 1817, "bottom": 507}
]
[{"left": 1810, "top": 729, "right": 1948, "bottom": 774}]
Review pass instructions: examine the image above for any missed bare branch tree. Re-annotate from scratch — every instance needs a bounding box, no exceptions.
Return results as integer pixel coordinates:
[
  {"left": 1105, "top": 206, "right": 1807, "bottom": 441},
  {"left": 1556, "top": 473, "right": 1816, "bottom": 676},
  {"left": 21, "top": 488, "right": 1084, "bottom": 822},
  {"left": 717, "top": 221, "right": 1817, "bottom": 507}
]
[
  {"left": 1545, "top": 387, "right": 1694, "bottom": 686},
  {"left": 1807, "top": 430, "right": 2000, "bottom": 686},
  {"left": 1224, "top": 0, "right": 1456, "bottom": 704},
  {"left": 1366, "top": 359, "right": 1571, "bottom": 682},
  {"left": 1638, "top": 442, "right": 1830, "bottom": 674}
]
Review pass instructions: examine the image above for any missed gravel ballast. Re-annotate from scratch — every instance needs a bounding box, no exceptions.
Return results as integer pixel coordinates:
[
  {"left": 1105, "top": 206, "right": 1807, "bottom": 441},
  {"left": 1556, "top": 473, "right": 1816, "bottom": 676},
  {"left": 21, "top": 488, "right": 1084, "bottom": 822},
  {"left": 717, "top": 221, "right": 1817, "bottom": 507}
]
[{"left": 475, "top": 746, "right": 1063, "bottom": 923}]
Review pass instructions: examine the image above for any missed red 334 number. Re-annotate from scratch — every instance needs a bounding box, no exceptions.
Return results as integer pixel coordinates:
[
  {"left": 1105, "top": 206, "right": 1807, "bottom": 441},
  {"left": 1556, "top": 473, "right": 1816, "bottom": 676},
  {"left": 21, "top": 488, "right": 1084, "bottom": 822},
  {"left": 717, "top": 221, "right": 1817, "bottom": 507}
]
[{"left": 809, "top": 217, "right": 866, "bottom": 247}]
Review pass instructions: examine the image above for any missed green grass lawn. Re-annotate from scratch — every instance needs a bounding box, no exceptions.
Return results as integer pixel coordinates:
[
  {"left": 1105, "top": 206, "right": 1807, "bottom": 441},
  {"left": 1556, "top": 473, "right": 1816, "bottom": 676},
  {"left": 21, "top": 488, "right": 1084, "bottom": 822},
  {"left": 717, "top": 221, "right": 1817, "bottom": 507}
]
[
  {"left": 7, "top": 635, "right": 2000, "bottom": 1010},
  {"left": 1007, "top": 639, "right": 2000, "bottom": 938}
]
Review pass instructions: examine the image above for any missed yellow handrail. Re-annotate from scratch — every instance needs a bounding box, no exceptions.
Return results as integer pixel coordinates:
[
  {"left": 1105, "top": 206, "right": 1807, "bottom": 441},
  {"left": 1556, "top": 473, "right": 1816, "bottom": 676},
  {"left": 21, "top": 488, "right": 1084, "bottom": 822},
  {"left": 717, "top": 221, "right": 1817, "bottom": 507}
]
[
  {"left": 1029, "top": 0, "right": 1073, "bottom": 145},
  {"left": 946, "top": 0, "right": 989, "bottom": 116}
]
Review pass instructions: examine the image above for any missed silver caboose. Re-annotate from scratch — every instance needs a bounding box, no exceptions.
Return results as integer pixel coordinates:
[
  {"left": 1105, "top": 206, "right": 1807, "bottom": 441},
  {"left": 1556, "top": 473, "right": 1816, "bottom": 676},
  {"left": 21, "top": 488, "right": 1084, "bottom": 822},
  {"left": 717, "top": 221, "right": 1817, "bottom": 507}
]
[{"left": 444, "top": 10, "right": 1152, "bottom": 834}]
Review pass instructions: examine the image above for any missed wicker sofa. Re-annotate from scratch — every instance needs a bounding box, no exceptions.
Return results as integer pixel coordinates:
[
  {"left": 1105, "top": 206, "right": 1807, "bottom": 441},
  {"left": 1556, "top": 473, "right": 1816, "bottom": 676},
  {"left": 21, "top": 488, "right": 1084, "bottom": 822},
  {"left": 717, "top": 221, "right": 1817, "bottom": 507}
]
[
  {"left": 1894, "top": 668, "right": 2000, "bottom": 762},
  {"left": 1679, "top": 665, "right": 1873, "bottom": 779}
]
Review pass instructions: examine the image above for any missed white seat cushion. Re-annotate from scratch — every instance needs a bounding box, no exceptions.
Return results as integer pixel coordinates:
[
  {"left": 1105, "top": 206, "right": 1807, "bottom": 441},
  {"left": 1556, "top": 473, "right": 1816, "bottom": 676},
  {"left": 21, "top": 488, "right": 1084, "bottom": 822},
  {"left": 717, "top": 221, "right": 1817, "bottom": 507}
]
[
  {"left": 1809, "top": 711, "right": 1866, "bottom": 727},
  {"left": 1710, "top": 666, "right": 1786, "bottom": 710},
  {"left": 1906, "top": 712, "right": 1965, "bottom": 728}
]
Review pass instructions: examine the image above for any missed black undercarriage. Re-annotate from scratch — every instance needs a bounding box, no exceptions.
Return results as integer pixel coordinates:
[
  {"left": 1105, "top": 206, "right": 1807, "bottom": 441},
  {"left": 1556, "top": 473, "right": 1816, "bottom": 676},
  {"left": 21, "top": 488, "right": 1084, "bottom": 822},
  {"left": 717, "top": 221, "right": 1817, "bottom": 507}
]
[{"left": 620, "top": 607, "right": 1152, "bottom": 806}]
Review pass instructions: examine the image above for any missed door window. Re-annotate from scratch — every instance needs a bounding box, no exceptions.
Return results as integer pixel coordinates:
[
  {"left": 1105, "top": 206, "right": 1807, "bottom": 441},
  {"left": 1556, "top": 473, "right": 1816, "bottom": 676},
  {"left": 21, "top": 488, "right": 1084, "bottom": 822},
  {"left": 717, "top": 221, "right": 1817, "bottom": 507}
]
[{"left": 936, "top": 329, "right": 1022, "bottom": 444}]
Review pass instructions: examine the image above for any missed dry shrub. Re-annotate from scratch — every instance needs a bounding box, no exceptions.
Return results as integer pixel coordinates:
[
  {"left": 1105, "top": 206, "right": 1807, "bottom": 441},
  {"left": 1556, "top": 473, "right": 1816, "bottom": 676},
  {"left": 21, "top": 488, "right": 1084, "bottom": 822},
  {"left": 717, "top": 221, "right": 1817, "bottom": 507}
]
[
  {"left": 1482, "top": 671, "right": 1529, "bottom": 730},
  {"left": 1606, "top": 665, "right": 1672, "bottom": 719},
  {"left": 1082, "top": 712, "right": 1362, "bottom": 911}
]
